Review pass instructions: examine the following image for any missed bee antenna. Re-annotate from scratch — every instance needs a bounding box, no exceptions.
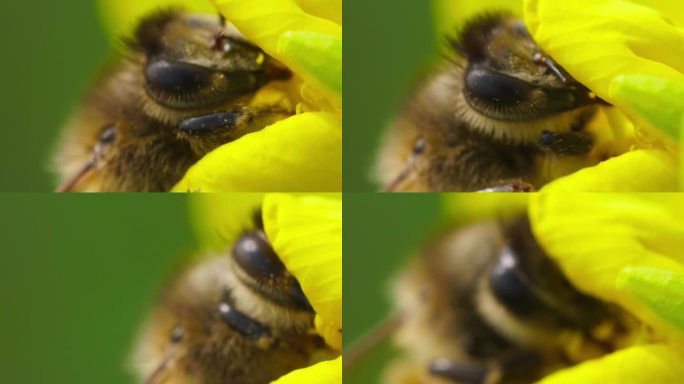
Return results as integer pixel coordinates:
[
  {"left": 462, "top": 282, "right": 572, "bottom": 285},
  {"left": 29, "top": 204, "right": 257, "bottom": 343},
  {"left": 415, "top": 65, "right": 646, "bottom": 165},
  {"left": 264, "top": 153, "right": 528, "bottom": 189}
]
[
  {"left": 56, "top": 157, "right": 96, "bottom": 192},
  {"left": 144, "top": 348, "right": 175, "bottom": 384},
  {"left": 343, "top": 312, "right": 403, "bottom": 371}
]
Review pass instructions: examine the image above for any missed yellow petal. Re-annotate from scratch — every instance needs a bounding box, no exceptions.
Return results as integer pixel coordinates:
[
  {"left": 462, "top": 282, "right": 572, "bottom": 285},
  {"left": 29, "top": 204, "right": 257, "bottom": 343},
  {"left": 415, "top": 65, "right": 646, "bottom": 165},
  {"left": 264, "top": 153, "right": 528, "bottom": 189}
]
[
  {"left": 524, "top": 0, "right": 684, "bottom": 142},
  {"left": 263, "top": 194, "right": 342, "bottom": 350},
  {"left": 432, "top": 0, "right": 522, "bottom": 36},
  {"left": 529, "top": 193, "right": 684, "bottom": 341},
  {"left": 188, "top": 193, "right": 265, "bottom": 251},
  {"left": 537, "top": 344, "right": 684, "bottom": 384},
  {"left": 172, "top": 112, "right": 342, "bottom": 192},
  {"left": 210, "top": 0, "right": 341, "bottom": 64},
  {"left": 442, "top": 194, "right": 529, "bottom": 225},
  {"left": 538, "top": 150, "right": 679, "bottom": 192},
  {"left": 296, "top": 0, "right": 342, "bottom": 25},
  {"left": 271, "top": 357, "right": 341, "bottom": 384},
  {"left": 97, "top": 0, "right": 215, "bottom": 39}
]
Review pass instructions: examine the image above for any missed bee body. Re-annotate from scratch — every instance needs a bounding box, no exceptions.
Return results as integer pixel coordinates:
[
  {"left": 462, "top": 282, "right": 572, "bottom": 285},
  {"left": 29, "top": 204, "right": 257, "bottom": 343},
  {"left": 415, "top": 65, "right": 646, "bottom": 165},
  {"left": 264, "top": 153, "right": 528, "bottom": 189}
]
[
  {"left": 134, "top": 213, "right": 326, "bottom": 383},
  {"left": 387, "top": 218, "right": 641, "bottom": 383},
  {"left": 378, "top": 13, "right": 607, "bottom": 192},
  {"left": 54, "top": 11, "right": 293, "bottom": 192}
]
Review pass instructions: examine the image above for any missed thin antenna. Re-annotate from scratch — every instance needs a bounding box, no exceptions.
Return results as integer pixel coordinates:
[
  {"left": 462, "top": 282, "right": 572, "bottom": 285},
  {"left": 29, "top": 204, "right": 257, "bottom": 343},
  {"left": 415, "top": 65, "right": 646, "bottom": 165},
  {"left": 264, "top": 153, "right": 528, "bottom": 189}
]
[{"left": 343, "top": 312, "right": 404, "bottom": 371}]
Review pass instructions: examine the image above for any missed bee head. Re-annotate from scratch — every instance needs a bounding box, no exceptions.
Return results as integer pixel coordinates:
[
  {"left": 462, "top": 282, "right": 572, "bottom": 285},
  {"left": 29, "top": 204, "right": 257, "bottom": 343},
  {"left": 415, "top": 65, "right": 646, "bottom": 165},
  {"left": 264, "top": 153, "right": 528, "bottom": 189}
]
[
  {"left": 133, "top": 10, "right": 291, "bottom": 111},
  {"left": 451, "top": 13, "right": 605, "bottom": 121}
]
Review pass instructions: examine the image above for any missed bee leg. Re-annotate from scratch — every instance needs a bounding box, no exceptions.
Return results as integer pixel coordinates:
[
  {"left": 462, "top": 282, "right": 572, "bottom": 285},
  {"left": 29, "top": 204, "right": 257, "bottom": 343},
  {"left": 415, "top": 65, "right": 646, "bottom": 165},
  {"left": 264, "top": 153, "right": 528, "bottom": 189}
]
[
  {"left": 539, "top": 130, "right": 593, "bottom": 155},
  {"left": 492, "top": 349, "right": 544, "bottom": 382},
  {"left": 218, "top": 302, "right": 273, "bottom": 347},
  {"left": 179, "top": 111, "right": 246, "bottom": 136},
  {"left": 478, "top": 180, "right": 535, "bottom": 192},
  {"left": 428, "top": 358, "right": 490, "bottom": 383}
]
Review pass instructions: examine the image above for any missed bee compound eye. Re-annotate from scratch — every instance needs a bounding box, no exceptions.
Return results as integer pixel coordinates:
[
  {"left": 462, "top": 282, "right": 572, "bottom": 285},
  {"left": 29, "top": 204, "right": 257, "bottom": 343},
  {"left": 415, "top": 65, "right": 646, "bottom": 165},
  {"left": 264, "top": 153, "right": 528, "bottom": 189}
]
[
  {"left": 232, "top": 232, "right": 286, "bottom": 280},
  {"left": 489, "top": 246, "right": 537, "bottom": 316},
  {"left": 464, "top": 66, "right": 533, "bottom": 106},
  {"left": 145, "top": 59, "right": 215, "bottom": 95}
]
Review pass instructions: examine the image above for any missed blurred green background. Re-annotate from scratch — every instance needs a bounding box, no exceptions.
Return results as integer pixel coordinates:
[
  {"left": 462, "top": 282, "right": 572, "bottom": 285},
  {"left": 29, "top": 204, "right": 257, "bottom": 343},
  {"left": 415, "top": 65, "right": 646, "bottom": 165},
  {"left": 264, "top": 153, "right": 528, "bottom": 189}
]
[
  {"left": 0, "top": 195, "right": 197, "bottom": 383},
  {"left": 344, "top": 193, "right": 442, "bottom": 383},
  {"left": 344, "top": 1, "right": 438, "bottom": 192},
  {"left": 0, "top": 2, "right": 109, "bottom": 191}
]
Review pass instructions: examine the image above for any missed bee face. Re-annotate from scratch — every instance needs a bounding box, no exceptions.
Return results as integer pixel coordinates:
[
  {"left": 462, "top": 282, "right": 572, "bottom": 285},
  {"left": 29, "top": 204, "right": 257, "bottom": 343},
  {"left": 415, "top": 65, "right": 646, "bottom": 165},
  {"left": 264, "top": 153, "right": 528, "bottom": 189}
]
[
  {"left": 134, "top": 213, "right": 325, "bottom": 384},
  {"left": 54, "top": 11, "right": 293, "bottom": 192},
  {"left": 455, "top": 15, "right": 599, "bottom": 122},
  {"left": 387, "top": 218, "right": 638, "bottom": 383},
  {"left": 378, "top": 13, "right": 607, "bottom": 192}
]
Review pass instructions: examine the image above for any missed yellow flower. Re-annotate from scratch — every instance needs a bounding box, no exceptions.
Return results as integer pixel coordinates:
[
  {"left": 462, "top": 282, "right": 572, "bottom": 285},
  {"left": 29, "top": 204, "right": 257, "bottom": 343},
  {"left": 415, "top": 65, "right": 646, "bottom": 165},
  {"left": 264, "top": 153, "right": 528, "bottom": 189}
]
[
  {"left": 190, "top": 193, "right": 342, "bottom": 382},
  {"left": 524, "top": 0, "right": 683, "bottom": 188},
  {"left": 98, "top": 0, "right": 342, "bottom": 192},
  {"left": 537, "top": 344, "right": 684, "bottom": 384},
  {"left": 442, "top": 194, "right": 684, "bottom": 382},
  {"left": 529, "top": 193, "right": 684, "bottom": 383}
]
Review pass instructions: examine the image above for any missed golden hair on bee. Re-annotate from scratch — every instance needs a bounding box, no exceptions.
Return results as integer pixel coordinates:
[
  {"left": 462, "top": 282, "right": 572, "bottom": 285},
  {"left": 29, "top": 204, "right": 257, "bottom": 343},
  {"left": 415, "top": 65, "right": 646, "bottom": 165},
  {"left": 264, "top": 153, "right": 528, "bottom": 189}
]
[
  {"left": 53, "top": 9, "right": 294, "bottom": 192},
  {"left": 377, "top": 12, "right": 611, "bottom": 192},
  {"left": 131, "top": 210, "right": 327, "bottom": 384},
  {"left": 380, "top": 217, "right": 643, "bottom": 384}
]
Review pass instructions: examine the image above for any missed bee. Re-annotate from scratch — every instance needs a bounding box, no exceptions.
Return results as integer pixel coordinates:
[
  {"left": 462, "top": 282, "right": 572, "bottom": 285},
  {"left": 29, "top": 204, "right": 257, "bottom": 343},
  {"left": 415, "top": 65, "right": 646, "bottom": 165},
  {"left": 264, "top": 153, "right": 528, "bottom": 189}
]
[
  {"left": 53, "top": 10, "right": 294, "bottom": 192},
  {"left": 132, "top": 211, "right": 327, "bottom": 383},
  {"left": 377, "top": 13, "right": 610, "bottom": 192},
  {"left": 385, "top": 217, "right": 641, "bottom": 383}
]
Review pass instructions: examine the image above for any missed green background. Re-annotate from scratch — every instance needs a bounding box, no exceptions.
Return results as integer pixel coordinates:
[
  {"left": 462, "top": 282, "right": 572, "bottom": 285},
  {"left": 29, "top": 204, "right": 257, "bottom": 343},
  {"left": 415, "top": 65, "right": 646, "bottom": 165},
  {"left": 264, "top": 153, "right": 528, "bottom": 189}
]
[
  {"left": 0, "top": 2, "right": 109, "bottom": 191},
  {"left": 344, "top": 1, "right": 438, "bottom": 191},
  {"left": 0, "top": 195, "right": 197, "bottom": 383},
  {"left": 344, "top": 193, "right": 442, "bottom": 383}
]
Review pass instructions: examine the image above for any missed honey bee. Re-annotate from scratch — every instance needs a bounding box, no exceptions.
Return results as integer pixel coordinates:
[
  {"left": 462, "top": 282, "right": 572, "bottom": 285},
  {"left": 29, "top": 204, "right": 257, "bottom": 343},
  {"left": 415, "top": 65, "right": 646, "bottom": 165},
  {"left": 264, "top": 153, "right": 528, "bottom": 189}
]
[
  {"left": 53, "top": 10, "right": 293, "bottom": 192},
  {"left": 385, "top": 217, "right": 641, "bottom": 383},
  {"left": 377, "top": 13, "right": 610, "bottom": 192},
  {"left": 132, "top": 211, "right": 327, "bottom": 383}
]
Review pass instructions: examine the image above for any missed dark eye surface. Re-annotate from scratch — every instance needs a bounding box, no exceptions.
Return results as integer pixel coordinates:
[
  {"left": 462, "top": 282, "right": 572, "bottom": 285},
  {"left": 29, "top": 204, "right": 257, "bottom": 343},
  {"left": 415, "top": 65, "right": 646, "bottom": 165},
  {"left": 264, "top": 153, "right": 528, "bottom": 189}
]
[
  {"left": 145, "top": 59, "right": 215, "bottom": 94},
  {"left": 233, "top": 232, "right": 286, "bottom": 280},
  {"left": 144, "top": 58, "right": 267, "bottom": 110},
  {"left": 464, "top": 66, "right": 533, "bottom": 106},
  {"left": 489, "top": 245, "right": 538, "bottom": 316}
]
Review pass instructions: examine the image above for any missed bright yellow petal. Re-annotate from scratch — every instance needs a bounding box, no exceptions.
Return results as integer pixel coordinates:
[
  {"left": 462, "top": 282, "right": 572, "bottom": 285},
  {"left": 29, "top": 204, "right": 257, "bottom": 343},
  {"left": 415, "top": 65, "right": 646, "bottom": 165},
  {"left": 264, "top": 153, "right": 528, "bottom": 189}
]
[
  {"left": 432, "top": 0, "right": 522, "bottom": 37},
  {"left": 188, "top": 193, "right": 265, "bottom": 251},
  {"left": 172, "top": 112, "right": 342, "bottom": 192},
  {"left": 263, "top": 194, "right": 342, "bottom": 350},
  {"left": 98, "top": 0, "right": 215, "bottom": 39},
  {"left": 296, "top": 0, "right": 342, "bottom": 25},
  {"left": 538, "top": 150, "right": 679, "bottom": 192},
  {"left": 529, "top": 193, "right": 684, "bottom": 342},
  {"left": 524, "top": 0, "right": 684, "bottom": 142},
  {"left": 442, "top": 194, "right": 529, "bottom": 225},
  {"left": 537, "top": 344, "right": 684, "bottom": 384},
  {"left": 271, "top": 357, "right": 341, "bottom": 384}
]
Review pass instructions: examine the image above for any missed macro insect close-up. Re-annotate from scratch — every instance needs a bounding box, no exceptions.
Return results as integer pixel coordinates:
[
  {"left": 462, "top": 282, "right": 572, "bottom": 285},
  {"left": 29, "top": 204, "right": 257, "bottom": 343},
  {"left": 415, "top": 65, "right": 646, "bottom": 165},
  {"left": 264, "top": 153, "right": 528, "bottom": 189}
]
[
  {"left": 134, "top": 205, "right": 332, "bottom": 383},
  {"left": 0, "top": 0, "right": 342, "bottom": 192},
  {"left": 345, "top": 193, "right": 684, "bottom": 384},
  {"left": 0, "top": 193, "right": 342, "bottom": 383},
  {"left": 54, "top": 11, "right": 297, "bottom": 192},
  {"left": 345, "top": 0, "right": 683, "bottom": 192}
]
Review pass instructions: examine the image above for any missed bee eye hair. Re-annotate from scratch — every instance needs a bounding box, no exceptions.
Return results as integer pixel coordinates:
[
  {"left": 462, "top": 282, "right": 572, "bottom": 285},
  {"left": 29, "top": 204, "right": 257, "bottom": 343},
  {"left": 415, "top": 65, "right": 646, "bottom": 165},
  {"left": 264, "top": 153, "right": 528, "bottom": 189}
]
[
  {"left": 449, "top": 12, "right": 511, "bottom": 59},
  {"left": 132, "top": 9, "right": 179, "bottom": 54}
]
